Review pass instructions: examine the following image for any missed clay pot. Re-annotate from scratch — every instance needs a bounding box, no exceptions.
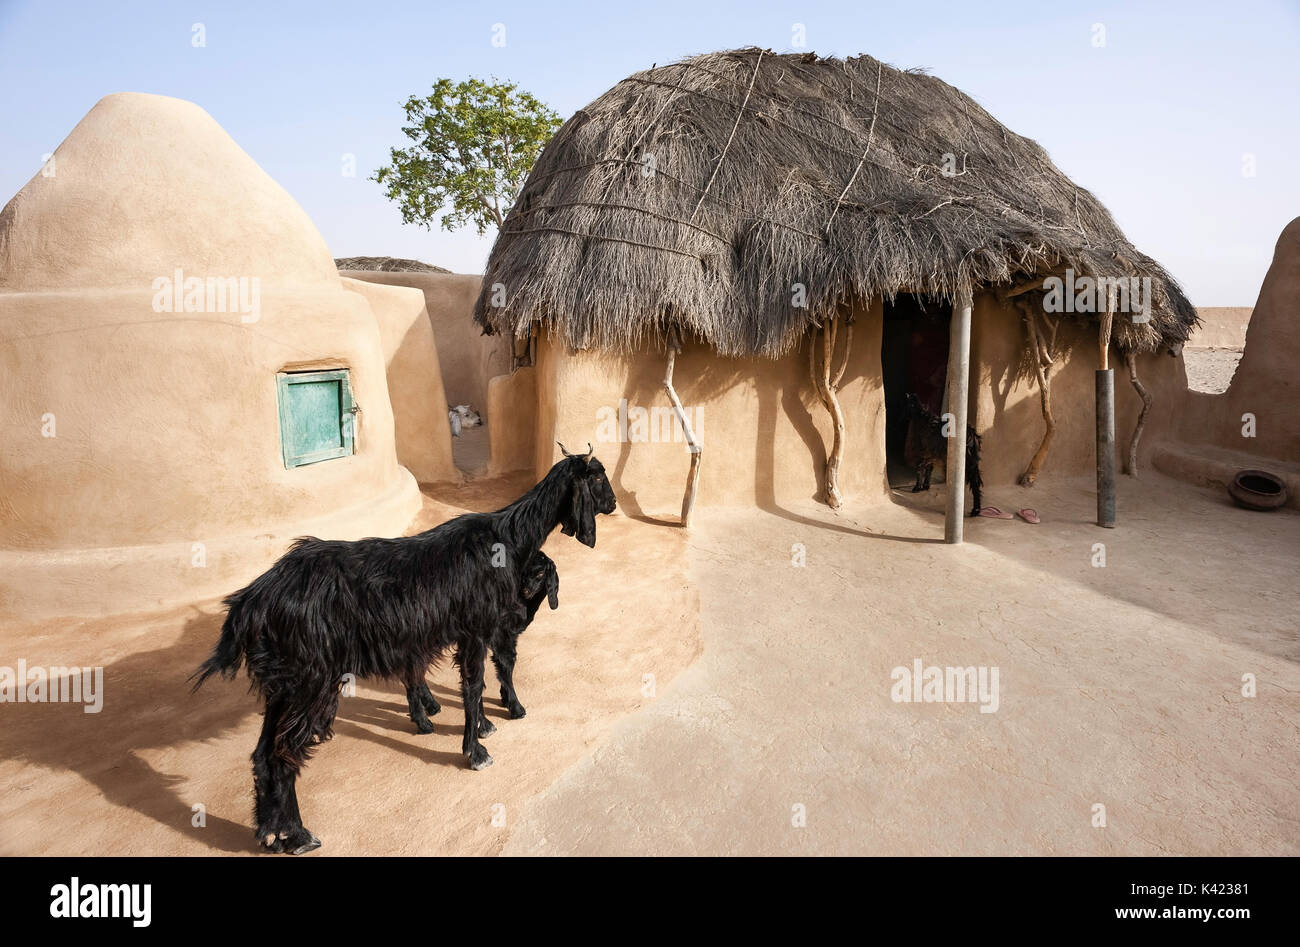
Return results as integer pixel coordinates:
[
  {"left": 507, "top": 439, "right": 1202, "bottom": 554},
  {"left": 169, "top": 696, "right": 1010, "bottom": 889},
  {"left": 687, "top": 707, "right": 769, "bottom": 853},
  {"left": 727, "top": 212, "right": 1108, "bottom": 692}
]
[{"left": 1228, "top": 469, "right": 1288, "bottom": 511}]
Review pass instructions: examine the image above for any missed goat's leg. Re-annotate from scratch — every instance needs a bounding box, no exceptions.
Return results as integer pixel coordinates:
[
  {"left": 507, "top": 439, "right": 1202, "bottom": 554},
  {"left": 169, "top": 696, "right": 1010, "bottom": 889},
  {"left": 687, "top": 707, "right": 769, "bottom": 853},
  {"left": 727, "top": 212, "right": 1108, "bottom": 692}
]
[
  {"left": 966, "top": 434, "right": 983, "bottom": 516},
  {"left": 457, "top": 639, "right": 493, "bottom": 770},
  {"left": 921, "top": 461, "right": 934, "bottom": 491},
  {"left": 404, "top": 682, "right": 435, "bottom": 734},
  {"left": 403, "top": 674, "right": 439, "bottom": 734},
  {"left": 416, "top": 682, "right": 441, "bottom": 716},
  {"left": 475, "top": 667, "right": 497, "bottom": 738},
  {"left": 911, "top": 462, "right": 927, "bottom": 493},
  {"left": 251, "top": 698, "right": 287, "bottom": 850},
  {"left": 967, "top": 464, "right": 983, "bottom": 517},
  {"left": 252, "top": 696, "right": 321, "bottom": 855},
  {"left": 492, "top": 637, "right": 526, "bottom": 719}
]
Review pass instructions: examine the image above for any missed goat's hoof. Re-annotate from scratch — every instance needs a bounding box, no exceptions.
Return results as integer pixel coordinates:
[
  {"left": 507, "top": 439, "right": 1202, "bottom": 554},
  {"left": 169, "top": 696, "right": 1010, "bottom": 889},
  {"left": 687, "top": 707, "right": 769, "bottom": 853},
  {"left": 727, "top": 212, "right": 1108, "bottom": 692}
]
[
  {"left": 911, "top": 485, "right": 924, "bottom": 493},
  {"left": 258, "top": 826, "right": 319, "bottom": 855},
  {"left": 285, "top": 828, "right": 321, "bottom": 855},
  {"left": 412, "top": 717, "right": 435, "bottom": 735},
  {"left": 468, "top": 748, "right": 494, "bottom": 771},
  {"left": 507, "top": 703, "right": 527, "bottom": 720},
  {"left": 478, "top": 718, "right": 497, "bottom": 737}
]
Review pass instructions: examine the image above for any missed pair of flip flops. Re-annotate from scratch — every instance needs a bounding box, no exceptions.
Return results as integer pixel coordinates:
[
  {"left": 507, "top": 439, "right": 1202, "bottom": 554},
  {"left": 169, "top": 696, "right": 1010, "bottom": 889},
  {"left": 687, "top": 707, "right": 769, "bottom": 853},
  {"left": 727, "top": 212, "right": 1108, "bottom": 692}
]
[{"left": 978, "top": 507, "right": 1040, "bottom": 524}]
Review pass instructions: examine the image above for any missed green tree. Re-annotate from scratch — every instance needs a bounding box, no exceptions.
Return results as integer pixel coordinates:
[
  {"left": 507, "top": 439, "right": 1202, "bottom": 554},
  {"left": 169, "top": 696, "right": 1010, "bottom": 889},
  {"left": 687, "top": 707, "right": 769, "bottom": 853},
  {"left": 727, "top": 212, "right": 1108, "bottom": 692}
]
[{"left": 373, "top": 77, "right": 563, "bottom": 236}]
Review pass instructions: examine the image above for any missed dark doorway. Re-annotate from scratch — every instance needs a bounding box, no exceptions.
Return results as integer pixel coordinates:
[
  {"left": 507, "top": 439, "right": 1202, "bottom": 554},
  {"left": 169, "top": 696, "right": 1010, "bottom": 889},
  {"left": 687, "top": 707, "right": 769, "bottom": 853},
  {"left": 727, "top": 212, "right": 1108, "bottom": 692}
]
[{"left": 882, "top": 294, "right": 952, "bottom": 488}]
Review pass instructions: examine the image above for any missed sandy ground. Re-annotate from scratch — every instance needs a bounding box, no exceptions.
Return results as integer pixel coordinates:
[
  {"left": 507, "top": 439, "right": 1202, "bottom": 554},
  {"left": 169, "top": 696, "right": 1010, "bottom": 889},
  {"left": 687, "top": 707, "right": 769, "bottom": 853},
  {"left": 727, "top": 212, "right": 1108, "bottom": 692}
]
[
  {"left": 1183, "top": 349, "right": 1242, "bottom": 394},
  {"left": 503, "top": 473, "right": 1299, "bottom": 856},
  {"left": 1, "top": 470, "right": 1296, "bottom": 856},
  {"left": 451, "top": 425, "right": 490, "bottom": 475},
  {"left": 0, "top": 474, "right": 699, "bottom": 856}
]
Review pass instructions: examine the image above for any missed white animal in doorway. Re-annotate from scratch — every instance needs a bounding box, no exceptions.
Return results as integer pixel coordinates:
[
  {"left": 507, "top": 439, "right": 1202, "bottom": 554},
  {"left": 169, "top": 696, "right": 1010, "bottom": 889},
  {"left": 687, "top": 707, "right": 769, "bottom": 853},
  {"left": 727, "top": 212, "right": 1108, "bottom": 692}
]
[{"left": 449, "top": 404, "right": 483, "bottom": 437}]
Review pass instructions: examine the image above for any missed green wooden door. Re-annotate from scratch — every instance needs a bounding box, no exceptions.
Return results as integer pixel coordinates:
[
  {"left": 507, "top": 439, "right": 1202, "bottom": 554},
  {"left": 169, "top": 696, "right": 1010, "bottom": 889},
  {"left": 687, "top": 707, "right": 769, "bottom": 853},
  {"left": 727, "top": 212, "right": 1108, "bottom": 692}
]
[{"left": 276, "top": 370, "right": 356, "bottom": 468}]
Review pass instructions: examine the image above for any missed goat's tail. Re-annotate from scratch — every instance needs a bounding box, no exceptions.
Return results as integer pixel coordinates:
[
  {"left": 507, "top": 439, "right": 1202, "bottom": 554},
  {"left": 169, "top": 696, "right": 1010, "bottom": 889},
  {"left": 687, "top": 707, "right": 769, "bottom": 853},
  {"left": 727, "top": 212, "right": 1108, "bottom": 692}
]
[{"left": 190, "top": 590, "right": 257, "bottom": 692}]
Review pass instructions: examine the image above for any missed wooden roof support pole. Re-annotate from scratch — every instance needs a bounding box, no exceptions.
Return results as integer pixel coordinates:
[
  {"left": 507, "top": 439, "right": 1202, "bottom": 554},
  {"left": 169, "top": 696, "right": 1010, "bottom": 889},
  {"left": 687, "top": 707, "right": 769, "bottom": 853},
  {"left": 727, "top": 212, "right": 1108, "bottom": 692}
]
[
  {"left": 1018, "top": 302, "right": 1056, "bottom": 486},
  {"left": 1096, "top": 306, "right": 1116, "bottom": 528},
  {"left": 664, "top": 328, "right": 702, "bottom": 527},
  {"left": 821, "top": 314, "right": 847, "bottom": 510},
  {"left": 944, "top": 289, "right": 973, "bottom": 544},
  {"left": 1124, "top": 350, "right": 1152, "bottom": 476}
]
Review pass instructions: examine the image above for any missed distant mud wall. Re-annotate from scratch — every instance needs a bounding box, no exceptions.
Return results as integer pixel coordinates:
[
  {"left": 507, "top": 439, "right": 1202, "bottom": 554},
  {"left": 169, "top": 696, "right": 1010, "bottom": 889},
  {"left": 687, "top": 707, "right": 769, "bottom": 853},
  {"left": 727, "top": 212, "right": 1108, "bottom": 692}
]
[
  {"left": 1189, "top": 308, "right": 1252, "bottom": 350},
  {"left": 1173, "top": 218, "right": 1300, "bottom": 463},
  {"left": 340, "top": 277, "right": 459, "bottom": 484},
  {"left": 338, "top": 271, "right": 510, "bottom": 414}
]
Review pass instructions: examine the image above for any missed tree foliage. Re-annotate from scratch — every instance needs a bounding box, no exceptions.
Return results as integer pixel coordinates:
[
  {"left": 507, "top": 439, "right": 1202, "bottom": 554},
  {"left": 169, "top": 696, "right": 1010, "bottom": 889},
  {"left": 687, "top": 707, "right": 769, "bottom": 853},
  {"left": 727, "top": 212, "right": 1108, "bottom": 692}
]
[{"left": 373, "top": 77, "right": 563, "bottom": 236}]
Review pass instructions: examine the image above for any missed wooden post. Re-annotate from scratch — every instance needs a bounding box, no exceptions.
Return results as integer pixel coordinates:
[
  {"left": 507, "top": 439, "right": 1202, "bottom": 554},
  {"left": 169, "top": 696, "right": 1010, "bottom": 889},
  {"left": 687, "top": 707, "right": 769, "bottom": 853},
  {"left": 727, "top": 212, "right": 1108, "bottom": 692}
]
[
  {"left": 1017, "top": 305, "right": 1057, "bottom": 486},
  {"left": 1124, "top": 351, "right": 1152, "bottom": 476},
  {"left": 821, "top": 316, "right": 847, "bottom": 510},
  {"left": 1096, "top": 306, "right": 1116, "bottom": 527},
  {"left": 944, "top": 291, "right": 973, "bottom": 544},
  {"left": 664, "top": 334, "right": 702, "bottom": 528}
]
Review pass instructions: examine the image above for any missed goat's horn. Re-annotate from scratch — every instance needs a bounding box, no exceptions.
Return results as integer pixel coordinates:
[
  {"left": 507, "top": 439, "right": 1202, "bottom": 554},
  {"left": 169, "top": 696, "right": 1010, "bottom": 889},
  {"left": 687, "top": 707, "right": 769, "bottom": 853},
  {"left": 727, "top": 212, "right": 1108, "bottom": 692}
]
[
  {"left": 557, "top": 441, "right": 572, "bottom": 458},
  {"left": 583, "top": 442, "right": 594, "bottom": 461}
]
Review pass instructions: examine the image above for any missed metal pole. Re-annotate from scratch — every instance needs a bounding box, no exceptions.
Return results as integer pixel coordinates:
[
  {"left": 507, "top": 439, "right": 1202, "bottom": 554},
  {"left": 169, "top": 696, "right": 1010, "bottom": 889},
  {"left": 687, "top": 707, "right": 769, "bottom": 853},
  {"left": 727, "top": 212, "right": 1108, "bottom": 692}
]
[
  {"left": 1096, "top": 369, "right": 1116, "bottom": 527},
  {"left": 944, "top": 295, "right": 973, "bottom": 544}
]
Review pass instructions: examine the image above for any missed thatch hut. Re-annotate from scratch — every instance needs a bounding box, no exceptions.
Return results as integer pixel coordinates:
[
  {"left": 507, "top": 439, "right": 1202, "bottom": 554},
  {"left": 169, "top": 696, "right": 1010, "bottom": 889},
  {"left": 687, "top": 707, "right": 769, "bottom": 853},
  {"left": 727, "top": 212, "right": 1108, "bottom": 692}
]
[{"left": 475, "top": 48, "right": 1199, "bottom": 534}]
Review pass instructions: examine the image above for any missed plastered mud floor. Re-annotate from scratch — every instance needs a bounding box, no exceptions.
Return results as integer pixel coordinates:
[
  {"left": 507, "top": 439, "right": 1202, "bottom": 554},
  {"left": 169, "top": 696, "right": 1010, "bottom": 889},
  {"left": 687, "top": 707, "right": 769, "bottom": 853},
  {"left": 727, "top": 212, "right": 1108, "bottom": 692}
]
[{"left": 1, "top": 472, "right": 1296, "bottom": 855}]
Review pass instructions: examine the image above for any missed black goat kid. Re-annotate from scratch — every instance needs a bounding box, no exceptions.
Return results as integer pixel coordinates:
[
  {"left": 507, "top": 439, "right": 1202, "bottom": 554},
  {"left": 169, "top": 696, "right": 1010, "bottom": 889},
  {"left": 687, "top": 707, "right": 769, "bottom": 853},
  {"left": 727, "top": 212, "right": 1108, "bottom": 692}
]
[
  {"left": 403, "top": 549, "right": 558, "bottom": 733},
  {"left": 192, "top": 446, "right": 615, "bottom": 854},
  {"left": 903, "top": 392, "right": 983, "bottom": 516}
]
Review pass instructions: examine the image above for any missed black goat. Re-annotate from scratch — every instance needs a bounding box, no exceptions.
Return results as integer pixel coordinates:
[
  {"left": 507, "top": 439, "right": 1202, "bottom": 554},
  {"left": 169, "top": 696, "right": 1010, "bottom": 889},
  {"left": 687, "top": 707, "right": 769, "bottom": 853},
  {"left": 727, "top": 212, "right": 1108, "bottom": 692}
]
[
  {"left": 192, "top": 445, "right": 616, "bottom": 855},
  {"left": 903, "top": 392, "right": 983, "bottom": 516},
  {"left": 403, "top": 549, "right": 558, "bottom": 733}
]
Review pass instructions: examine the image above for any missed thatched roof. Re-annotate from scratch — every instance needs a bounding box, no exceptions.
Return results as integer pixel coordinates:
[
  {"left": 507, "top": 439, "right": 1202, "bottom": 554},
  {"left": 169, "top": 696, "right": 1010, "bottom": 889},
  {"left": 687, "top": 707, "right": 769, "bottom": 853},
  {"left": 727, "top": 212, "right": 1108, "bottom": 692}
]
[
  {"left": 336, "top": 255, "right": 448, "bottom": 273},
  {"left": 476, "top": 48, "right": 1197, "bottom": 357}
]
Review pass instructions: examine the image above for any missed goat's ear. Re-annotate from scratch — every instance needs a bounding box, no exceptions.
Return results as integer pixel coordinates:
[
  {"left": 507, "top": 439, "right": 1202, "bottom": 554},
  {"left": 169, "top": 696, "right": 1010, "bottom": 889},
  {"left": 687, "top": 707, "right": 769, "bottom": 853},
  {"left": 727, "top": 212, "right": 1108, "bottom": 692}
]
[
  {"left": 563, "top": 479, "right": 597, "bottom": 548},
  {"left": 546, "top": 569, "right": 559, "bottom": 610}
]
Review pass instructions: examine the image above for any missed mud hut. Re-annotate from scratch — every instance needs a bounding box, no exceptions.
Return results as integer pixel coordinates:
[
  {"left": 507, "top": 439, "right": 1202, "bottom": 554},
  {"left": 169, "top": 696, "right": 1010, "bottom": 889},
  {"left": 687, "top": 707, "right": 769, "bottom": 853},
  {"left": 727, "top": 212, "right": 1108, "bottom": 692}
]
[
  {"left": 0, "top": 93, "right": 453, "bottom": 620},
  {"left": 475, "top": 48, "right": 1198, "bottom": 536}
]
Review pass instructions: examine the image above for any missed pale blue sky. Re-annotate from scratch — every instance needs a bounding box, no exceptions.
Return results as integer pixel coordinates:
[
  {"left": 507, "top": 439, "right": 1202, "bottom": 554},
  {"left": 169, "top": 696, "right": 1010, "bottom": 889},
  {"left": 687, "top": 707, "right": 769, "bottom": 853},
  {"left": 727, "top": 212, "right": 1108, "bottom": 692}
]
[{"left": 1, "top": 0, "right": 1296, "bottom": 304}]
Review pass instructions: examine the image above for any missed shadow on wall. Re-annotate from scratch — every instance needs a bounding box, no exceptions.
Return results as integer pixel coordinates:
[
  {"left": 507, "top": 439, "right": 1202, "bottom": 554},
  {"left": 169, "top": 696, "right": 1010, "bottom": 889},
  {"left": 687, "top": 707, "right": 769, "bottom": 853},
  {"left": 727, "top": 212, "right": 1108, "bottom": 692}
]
[
  {"left": 973, "top": 295, "right": 1190, "bottom": 486},
  {"left": 528, "top": 300, "right": 892, "bottom": 522},
  {"left": 504, "top": 290, "right": 1209, "bottom": 530}
]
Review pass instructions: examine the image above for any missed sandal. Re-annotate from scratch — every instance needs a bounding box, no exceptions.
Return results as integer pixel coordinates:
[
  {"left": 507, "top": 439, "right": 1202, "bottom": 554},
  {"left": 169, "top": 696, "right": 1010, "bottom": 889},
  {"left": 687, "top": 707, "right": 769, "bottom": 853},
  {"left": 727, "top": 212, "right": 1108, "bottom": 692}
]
[
  {"left": 1017, "top": 508, "right": 1041, "bottom": 524},
  {"left": 977, "top": 507, "right": 1014, "bottom": 519}
]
